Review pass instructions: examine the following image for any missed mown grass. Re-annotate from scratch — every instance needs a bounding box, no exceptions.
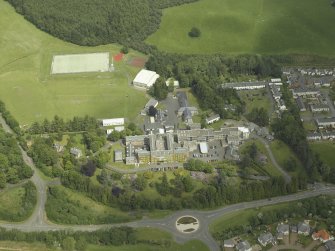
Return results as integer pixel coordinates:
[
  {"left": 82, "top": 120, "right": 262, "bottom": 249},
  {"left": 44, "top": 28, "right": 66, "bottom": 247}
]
[
  {"left": 147, "top": 0, "right": 335, "bottom": 56},
  {"left": 209, "top": 202, "right": 291, "bottom": 234},
  {"left": 239, "top": 89, "right": 271, "bottom": 114},
  {"left": 310, "top": 141, "right": 335, "bottom": 167},
  {"left": 0, "top": 0, "right": 147, "bottom": 126}
]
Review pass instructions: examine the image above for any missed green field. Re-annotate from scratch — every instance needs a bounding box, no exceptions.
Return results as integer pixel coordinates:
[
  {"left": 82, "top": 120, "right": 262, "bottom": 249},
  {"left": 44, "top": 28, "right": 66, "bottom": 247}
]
[
  {"left": 0, "top": 0, "right": 147, "bottom": 126},
  {"left": 270, "top": 140, "right": 303, "bottom": 175},
  {"left": 0, "top": 185, "right": 35, "bottom": 222},
  {"left": 147, "top": 0, "right": 335, "bottom": 55},
  {"left": 46, "top": 186, "right": 136, "bottom": 224},
  {"left": 239, "top": 89, "right": 271, "bottom": 114},
  {"left": 310, "top": 141, "right": 335, "bottom": 167}
]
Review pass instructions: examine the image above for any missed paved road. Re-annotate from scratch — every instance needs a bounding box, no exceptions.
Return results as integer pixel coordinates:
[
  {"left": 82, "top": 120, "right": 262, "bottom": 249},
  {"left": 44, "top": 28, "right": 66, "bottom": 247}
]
[
  {"left": 1, "top": 114, "right": 334, "bottom": 251},
  {"left": 253, "top": 134, "right": 292, "bottom": 183}
]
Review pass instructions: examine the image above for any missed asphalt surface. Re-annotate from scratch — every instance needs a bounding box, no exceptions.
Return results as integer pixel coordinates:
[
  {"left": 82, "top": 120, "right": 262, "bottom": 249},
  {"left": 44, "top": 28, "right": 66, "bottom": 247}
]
[{"left": 1, "top": 114, "right": 335, "bottom": 251}]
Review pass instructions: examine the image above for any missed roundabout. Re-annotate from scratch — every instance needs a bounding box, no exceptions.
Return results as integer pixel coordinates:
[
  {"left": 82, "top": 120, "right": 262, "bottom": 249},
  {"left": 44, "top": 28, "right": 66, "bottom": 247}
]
[{"left": 175, "top": 216, "right": 200, "bottom": 234}]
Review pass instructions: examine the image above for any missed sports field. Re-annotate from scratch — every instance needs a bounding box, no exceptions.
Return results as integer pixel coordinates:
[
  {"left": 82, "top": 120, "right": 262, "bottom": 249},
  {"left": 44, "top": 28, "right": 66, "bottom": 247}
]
[
  {"left": 0, "top": 0, "right": 147, "bottom": 125},
  {"left": 147, "top": 0, "right": 335, "bottom": 55},
  {"left": 51, "top": 53, "right": 110, "bottom": 74}
]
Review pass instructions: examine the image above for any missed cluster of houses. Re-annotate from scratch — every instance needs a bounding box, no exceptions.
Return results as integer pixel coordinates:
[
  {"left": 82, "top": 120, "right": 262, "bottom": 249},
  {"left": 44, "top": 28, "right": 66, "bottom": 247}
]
[
  {"left": 307, "top": 131, "right": 335, "bottom": 141},
  {"left": 53, "top": 143, "right": 83, "bottom": 159},
  {"left": 224, "top": 221, "right": 335, "bottom": 251},
  {"left": 269, "top": 79, "right": 287, "bottom": 112}
]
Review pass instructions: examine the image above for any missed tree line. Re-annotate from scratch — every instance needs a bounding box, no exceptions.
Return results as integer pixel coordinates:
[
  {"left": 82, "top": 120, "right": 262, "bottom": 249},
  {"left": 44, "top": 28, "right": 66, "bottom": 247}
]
[
  {"left": 0, "top": 127, "right": 33, "bottom": 188},
  {"left": 60, "top": 169, "right": 305, "bottom": 211}
]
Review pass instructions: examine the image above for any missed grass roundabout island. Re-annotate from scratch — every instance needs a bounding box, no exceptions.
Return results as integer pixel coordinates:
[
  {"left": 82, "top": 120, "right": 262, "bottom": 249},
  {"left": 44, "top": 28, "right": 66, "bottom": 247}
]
[{"left": 176, "top": 216, "right": 200, "bottom": 234}]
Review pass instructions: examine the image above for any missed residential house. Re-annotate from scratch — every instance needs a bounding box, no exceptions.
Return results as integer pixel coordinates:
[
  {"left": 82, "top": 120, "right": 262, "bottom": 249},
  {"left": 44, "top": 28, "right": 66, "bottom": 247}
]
[
  {"left": 222, "top": 81, "right": 266, "bottom": 90},
  {"left": 310, "top": 104, "right": 330, "bottom": 113},
  {"left": 236, "top": 240, "right": 252, "bottom": 251},
  {"left": 312, "top": 230, "right": 333, "bottom": 243},
  {"left": 277, "top": 223, "right": 290, "bottom": 236},
  {"left": 206, "top": 114, "right": 221, "bottom": 125},
  {"left": 258, "top": 232, "right": 275, "bottom": 247},
  {"left": 325, "top": 240, "right": 335, "bottom": 251},
  {"left": 307, "top": 132, "right": 322, "bottom": 141},
  {"left": 224, "top": 239, "right": 235, "bottom": 248},
  {"left": 297, "top": 222, "right": 310, "bottom": 235},
  {"left": 70, "top": 147, "right": 82, "bottom": 158},
  {"left": 315, "top": 117, "right": 335, "bottom": 129},
  {"left": 53, "top": 143, "right": 64, "bottom": 153}
]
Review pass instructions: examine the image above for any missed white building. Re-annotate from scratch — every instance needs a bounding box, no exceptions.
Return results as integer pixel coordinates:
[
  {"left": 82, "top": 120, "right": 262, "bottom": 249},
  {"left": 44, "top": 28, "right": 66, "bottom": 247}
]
[
  {"left": 133, "top": 69, "right": 160, "bottom": 89},
  {"left": 102, "top": 118, "right": 125, "bottom": 127},
  {"left": 206, "top": 114, "right": 220, "bottom": 124}
]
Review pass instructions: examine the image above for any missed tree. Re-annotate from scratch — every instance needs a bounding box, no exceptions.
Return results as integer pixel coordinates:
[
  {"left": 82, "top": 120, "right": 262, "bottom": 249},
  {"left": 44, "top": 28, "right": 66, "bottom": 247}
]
[
  {"left": 81, "top": 160, "right": 97, "bottom": 177},
  {"left": 148, "top": 105, "right": 158, "bottom": 117},
  {"left": 149, "top": 78, "right": 168, "bottom": 100},
  {"left": 132, "top": 175, "right": 147, "bottom": 191},
  {"left": 121, "top": 46, "right": 129, "bottom": 54},
  {"left": 188, "top": 27, "right": 201, "bottom": 38},
  {"left": 156, "top": 173, "right": 170, "bottom": 196},
  {"left": 97, "top": 168, "right": 108, "bottom": 185},
  {"left": 0, "top": 172, "right": 6, "bottom": 189},
  {"left": 62, "top": 237, "right": 75, "bottom": 251},
  {"left": 75, "top": 237, "right": 87, "bottom": 251}
]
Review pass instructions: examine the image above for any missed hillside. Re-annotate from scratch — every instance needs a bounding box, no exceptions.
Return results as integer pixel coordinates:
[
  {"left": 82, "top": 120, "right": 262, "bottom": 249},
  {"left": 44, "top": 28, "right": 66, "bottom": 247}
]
[{"left": 147, "top": 0, "right": 335, "bottom": 55}]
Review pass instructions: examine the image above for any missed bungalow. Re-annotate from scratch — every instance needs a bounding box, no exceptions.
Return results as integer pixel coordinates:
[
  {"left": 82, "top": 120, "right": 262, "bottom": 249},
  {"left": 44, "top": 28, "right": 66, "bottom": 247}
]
[
  {"left": 258, "top": 232, "right": 275, "bottom": 247},
  {"left": 312, "top": 230, "right": 333, "bottom": 243},
  {"left": 236, "top": 240, "right": 252, "bottom": 251},
  {"left": 315, "top": 117, "right": 335, "bottom": 129},
  {"left": 70, "top": 147, "right": 82, "bottom": 159},
  {"left": 206, "top": 114, "right": 220, "bottom": 125},
  {"left": 325, "top": 240, "right": 335, "bottom": 251},
  {"left": 310, "top": 104, "right": 330, "bottom": 113},
  {"left": 224, "top": 239, "right": 235, "bottom": 248},
  {"left": 277, "top": 223, "right": 290, "bottom": 236},
  {"left": 297, "top": 222, "right": 310, "bottom": 236},
  {"left": 307, "top": 132, "right": 322, "bottom": 141}
]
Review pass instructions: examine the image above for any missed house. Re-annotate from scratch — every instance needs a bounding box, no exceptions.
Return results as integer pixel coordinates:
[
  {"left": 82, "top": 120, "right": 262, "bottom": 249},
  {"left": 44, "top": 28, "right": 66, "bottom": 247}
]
[
  {"left": 277, "top": 223, "right": 290, "bottom": 235},
  {"left": 102, "top": 118, "right": 125, "bottom": 127},
  {"left": 133, "top": 69, "right": 160, "bottom": 89},
  {"left": 206, "top": 114, "right": 220, "bottom": 124},
  {"left": 315, "top": 117, "right": 335, "bottom": 128},
  {"left": 258, "top": 232, "right": 275, "bottom": 246},
  {"left": 325, "top": 240, "right": 335, "bottom": 251},
  {"left": 322, "top": 132, "right": 335, "bottom": 140},
  {"left": 114, "top": 126, "right": 125, "bottom": 132},
  {"left": 165, "top": 78, "right": 179, "bottom": 88},
  {"left": 222, "top": 81, "right": 266, "bottom": 90},
  {"left": 53, "top": 143, "right": 64, "bottom": 153},
  {"left": 224, "top": 239, "right": 235, "bottom": 248},
  {"left": 114, "top": 150, "right": 123, "bottom": 162},
  {"left": 312, "top": 230, "right": 333, "bottom": 243},
  {"left": 70, "top": 147, "right": 82, "bottom": 158},
  {"left": 297, "top": 222, "right": 310, "bottom": 235},
  {"left": 310, "top": 104, "right": 330, "bottom": 113},
  {"left": 296, "top": 97, "right": 306, "bottom": 112},
  {"left": 236, "top": 240, "right": 252, "bottom": 251},
  {"left": 307, "top": 132, "right": 322, "bottom": 141},
  {"left": 292, "top": 88, "right": 320, "bottom": 97},
  {"left": 144, "top": 98, "right": 158, "bottom": 110},
  {"left": 271, "top": 78, "right": 282, "bottom": 84}
]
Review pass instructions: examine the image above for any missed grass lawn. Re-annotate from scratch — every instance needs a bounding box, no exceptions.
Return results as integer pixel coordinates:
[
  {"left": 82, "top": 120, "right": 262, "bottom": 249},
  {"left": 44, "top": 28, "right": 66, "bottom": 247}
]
[
  {"left": 209, "top": 202, "right": 291, "bottom": 234},
  {"left": 0, "top": 241, "right": 53, "bottom": 251},
  {"left": 0, "top": 185, "right": 34, "bottom": 222},
  {"left": 241, "top": 139, "right": 282, "bottom": 177},
  {"left": 147, "top": 0, "right": 335, "bottom": 56},
  {"left": 0, "top": 0, "right": 147, "bottom": 126},
  {"left": 239, "top": 89, "right": 271, "bottom": 114},
  {"left": 269, "top": 140, "right": 303, "bottom": 175},
  {"left": 310, "top": 141, "right": 335, "bottom": 167}
]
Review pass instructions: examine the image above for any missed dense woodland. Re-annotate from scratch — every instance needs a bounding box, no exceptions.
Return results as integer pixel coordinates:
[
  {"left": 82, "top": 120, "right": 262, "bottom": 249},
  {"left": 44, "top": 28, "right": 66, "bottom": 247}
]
[
  {"left": 0, "top": 127, "right": 33, "bottom": 188},
  {"left": 6, "top": 0, "right": 197, "bottom": 51},
  {"left": 146, "top": 53, "right": 281, "bottom": 118}
]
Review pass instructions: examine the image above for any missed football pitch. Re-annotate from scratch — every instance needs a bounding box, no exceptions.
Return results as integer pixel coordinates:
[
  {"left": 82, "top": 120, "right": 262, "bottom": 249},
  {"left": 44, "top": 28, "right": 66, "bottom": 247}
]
[
  {"left": 51, "top": 53, "right": 110, "bottom": 74},
  {"left": 0, "top": 1, "right": 147, "bottom": 125},
  {"left": 146, "top": 0, "right": 335, "bottom": 55}
]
